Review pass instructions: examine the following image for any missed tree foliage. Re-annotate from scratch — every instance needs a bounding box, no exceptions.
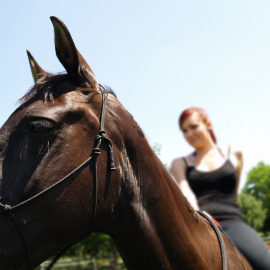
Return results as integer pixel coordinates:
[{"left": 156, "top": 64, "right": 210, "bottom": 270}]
[
  {"left": 153, "top": 143, "right": 162, "bottom": 156},
  {"left": 239, "top": 192, "right": 267, "bottom": 232},
  {"left": 66, "top": 233, "right": 116, "bottom": 257},
  {"left": 242, "top": 161, "right": 270, "bottom": 233}
]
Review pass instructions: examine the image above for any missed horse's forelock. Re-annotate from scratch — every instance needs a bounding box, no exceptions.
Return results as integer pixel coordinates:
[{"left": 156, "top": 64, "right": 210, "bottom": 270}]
[
  {"left": 18, "top": 75, "right": 117, "bottom": 106},
  {"left": 18, "top": 74, "right": 67, "bottom": 104}
]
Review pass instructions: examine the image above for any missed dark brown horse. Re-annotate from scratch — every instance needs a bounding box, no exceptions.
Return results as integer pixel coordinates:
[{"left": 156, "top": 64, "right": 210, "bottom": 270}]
[{"left": 0, "top": 17, "right": 251, "bottom": 270}]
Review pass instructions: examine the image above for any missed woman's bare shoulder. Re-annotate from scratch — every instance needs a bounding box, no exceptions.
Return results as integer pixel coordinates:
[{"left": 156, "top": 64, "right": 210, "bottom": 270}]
[
  {"left": 171, "top": 153, "right": 193, "bottom": 169},
  {"left": 231, "top": 148, "right": 243, "bottom": 162},
  {"left": 219, "top": 145, "right": 242, "bottom": 161},
  {"left": 172, "top": 154, "right": 192, "bottom": 165},
  {"left": 171, "top": 157, "right": 185, "bottom": 170},
  {"left": 171, "top": 155, "right": 191, "bottom": 184},
  {"left": 227, "top": 146, "right": 243, "bottom": 170}
]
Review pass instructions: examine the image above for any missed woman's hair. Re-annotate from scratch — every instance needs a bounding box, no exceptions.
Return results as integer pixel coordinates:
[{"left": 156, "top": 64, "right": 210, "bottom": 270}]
[{"left": 179, "top": 107, "right": 217, "bottom": 144}]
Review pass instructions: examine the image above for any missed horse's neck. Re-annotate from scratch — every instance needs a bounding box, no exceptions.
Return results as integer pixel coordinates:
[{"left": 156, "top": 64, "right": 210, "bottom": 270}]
[{"left": 114, "top": 142, "right": 210, "bottom": 269}]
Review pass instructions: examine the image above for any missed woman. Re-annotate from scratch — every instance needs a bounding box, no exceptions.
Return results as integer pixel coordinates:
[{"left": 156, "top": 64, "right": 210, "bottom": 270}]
[{"left": 171, "top": 107, "right": 270, "bottom": 270}]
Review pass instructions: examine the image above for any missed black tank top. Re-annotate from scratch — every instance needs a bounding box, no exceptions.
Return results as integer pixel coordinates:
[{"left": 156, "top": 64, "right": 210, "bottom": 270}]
[{"left": 183, "top": 151, "right": 245, "bottom": 223}]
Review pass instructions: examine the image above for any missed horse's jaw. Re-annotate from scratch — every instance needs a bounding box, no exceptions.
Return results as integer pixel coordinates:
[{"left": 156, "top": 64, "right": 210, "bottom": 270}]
[{"left": 0, "top": 212, "right": 65, "bottom": 269}]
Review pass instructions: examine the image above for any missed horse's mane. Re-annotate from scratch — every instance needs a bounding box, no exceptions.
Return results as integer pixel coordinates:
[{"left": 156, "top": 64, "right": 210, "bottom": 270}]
[
  {"left": 18, "top": 73, "right": 116, "bottom": 105},
  {"left": 18, "top": 74, "right": 69, "bottom": 105}
]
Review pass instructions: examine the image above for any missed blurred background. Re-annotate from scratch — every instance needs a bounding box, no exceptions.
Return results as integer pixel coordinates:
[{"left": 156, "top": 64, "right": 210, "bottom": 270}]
[
  {"left": 2, "top": 1, "right": 270, "bottom": 268},
  {"left": 1, "top": 1, "right": 270, "bottom": 189}
]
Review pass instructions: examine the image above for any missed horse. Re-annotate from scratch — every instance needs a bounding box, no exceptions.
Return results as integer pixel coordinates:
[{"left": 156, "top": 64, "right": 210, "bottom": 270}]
[{"left": 0, "top": 17, "right": 251, "bottom": 270}]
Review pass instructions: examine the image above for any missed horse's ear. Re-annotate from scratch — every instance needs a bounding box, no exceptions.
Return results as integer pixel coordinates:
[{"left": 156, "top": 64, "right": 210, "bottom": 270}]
[
  {"left": 26, "top": 50, "right": 50, "bottom": 84},
  {"left": 50, "top": 16, "right": 99, "bottom": 89}
]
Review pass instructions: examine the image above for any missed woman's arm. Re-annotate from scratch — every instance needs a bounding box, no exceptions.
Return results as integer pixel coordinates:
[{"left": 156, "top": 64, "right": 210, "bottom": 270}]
[
  {"left": 233, "top": 150, "right": 243, "bottom": 201},
  {"left": 171, "top": 158, "right": 199, "bottom": 210}
]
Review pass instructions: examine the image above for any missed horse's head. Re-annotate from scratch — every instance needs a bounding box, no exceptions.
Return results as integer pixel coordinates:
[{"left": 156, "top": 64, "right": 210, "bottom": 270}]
[
  {"left": 0, "top": 17, "right": 144, "bottom": 270},
  {"left": 0, "top": 16, "right": 252, "bottom": 270}
]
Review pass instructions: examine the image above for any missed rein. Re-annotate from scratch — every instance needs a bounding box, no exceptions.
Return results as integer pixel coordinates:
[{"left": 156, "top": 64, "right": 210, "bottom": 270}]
[
  {"left": 0, "top": 90, "right": 116, "bottom": 270},
  {"left": 198, "top": 211, "right": 247, "bottom": 270},
  {"left": 198, "top": 211, "right": 228, "bottom": 270},
  {"left": 0, "top": 90, "right": 247, "bottom": 270}
]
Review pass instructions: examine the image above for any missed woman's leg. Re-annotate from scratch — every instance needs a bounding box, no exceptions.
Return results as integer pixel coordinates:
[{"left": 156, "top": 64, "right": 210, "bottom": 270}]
[{"left": 221, "top": 220, "right": 270, "bottom": 270}]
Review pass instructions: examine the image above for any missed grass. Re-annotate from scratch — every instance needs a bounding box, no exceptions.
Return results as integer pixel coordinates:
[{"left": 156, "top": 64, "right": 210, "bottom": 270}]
[{"left": 39, "top": 256, "right": 127, "bottom": 270}]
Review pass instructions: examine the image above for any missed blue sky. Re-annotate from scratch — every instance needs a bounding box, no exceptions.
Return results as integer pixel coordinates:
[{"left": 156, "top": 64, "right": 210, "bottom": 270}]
[{"left": 1, "top": 1, "right": 270, "bottom": 189}]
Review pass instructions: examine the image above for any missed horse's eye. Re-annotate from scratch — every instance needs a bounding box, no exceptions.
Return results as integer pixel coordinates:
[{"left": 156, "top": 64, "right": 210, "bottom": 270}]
[{"left": 29, "top": 120, "right": 55, "bottom": 135}]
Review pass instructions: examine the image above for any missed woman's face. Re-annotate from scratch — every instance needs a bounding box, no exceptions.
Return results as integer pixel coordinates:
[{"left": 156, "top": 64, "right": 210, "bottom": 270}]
[{"left": 181, "top": 112, "right": 211, "bottom": 149}]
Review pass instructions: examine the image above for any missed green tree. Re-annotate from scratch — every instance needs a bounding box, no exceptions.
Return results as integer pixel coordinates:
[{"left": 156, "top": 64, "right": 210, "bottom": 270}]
[
  {"left": 153, "top": 143, "right": 162, "bottom": 156},
  {"left": 242, "top": 161, "right": 270, "bottom": 232},
  {"left": 239, "top": 192, "right": 267, "bottom": 232},
  {"left": 66, "top": 233, "right": 115, "bottom": 257}
]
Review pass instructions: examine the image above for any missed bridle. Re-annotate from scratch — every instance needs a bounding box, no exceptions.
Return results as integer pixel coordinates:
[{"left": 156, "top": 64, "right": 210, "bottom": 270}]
[
  {"left": 0, "top": 89, "right": 247, "bottom": 270},
  {"left": 0, "top": 89, "right": 116, "bottom": 270}
]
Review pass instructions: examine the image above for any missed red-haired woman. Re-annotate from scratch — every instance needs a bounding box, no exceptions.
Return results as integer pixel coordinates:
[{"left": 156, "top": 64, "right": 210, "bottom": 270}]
[{"left": 171, "top": 107, "right": 270, "bottom": 270}]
